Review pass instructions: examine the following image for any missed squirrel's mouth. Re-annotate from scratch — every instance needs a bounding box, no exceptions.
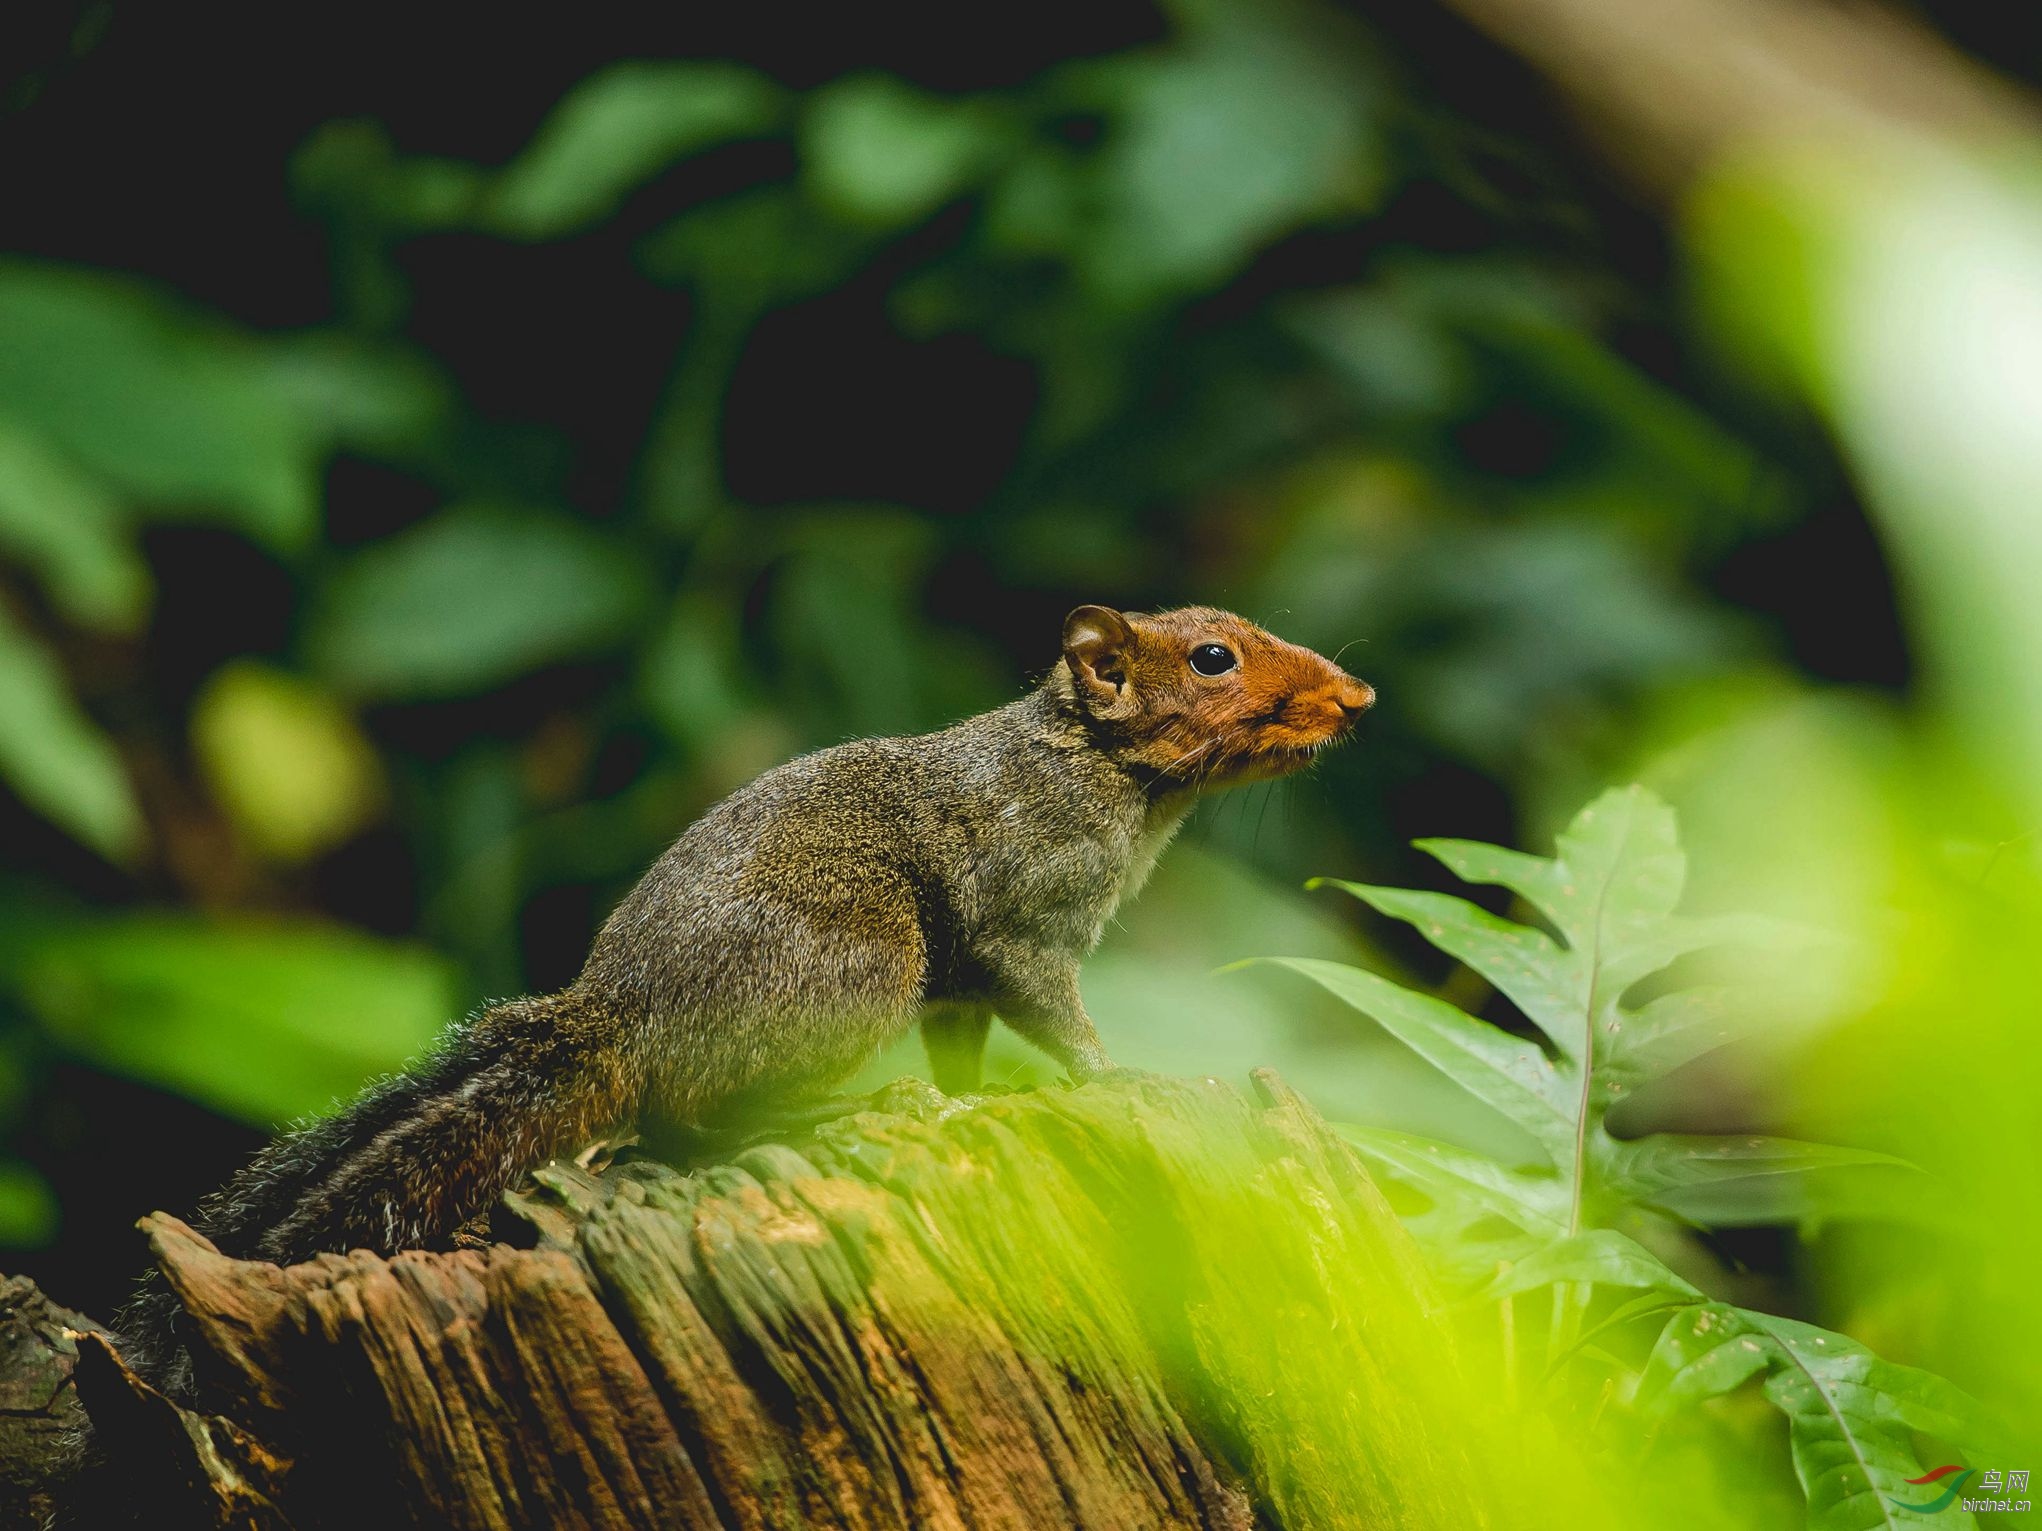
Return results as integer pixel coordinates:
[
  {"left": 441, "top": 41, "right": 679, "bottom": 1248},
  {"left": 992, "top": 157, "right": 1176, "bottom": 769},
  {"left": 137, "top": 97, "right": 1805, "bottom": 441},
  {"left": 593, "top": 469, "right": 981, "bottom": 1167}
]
[
  {"left": 1147, "top": 701, "right": 1365, "bottom": 789},
  {"left": 1213, "top": 734, "right": 1341, "bottom": 786}
]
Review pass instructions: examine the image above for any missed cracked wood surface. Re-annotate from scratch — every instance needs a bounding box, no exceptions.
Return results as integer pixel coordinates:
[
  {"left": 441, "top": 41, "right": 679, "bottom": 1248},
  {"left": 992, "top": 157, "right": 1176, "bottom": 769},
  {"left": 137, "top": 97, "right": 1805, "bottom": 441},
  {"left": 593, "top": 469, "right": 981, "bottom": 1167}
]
[{"left": 70, "top": 1072, "right": 1494, "bottom": 1529}]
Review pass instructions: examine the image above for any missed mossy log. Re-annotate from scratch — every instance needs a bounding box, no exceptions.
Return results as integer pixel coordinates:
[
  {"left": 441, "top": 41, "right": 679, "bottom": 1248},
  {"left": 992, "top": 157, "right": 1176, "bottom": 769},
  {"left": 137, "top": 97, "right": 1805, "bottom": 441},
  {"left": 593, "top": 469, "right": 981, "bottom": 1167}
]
[{"left": 67, "top": 1071, "right": 1506, "bottom": 1530}]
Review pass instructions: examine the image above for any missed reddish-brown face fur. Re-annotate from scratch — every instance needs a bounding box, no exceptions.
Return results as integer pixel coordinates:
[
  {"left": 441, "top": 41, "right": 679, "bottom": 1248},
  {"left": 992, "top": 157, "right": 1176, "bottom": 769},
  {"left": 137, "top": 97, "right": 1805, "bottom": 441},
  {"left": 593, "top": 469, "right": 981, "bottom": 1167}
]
[{"left": 1062, "top": 605, "right": 1374, "bottom": 788}]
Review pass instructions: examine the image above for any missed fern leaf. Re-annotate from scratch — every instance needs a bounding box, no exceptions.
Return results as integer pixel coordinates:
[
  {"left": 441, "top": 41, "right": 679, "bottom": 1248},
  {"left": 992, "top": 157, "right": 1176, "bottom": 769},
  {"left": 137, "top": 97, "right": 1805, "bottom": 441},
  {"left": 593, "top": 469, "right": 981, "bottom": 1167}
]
[
  {"left": 1475, "top": 1230, "right": 1700, "bottom": 1303},
  {"left": 1336, "top": 1123, "right": 1567, "bottom": 1232},
  {"left": 1258, "top": 956, "right": 1576, "bottom": 1165},
  {"left": 1639, "top": 1304, "right": 1992, "bottom": 1531},
  {"left": 1292, "top": 785, "right": 1905, "bottom": 1237}
]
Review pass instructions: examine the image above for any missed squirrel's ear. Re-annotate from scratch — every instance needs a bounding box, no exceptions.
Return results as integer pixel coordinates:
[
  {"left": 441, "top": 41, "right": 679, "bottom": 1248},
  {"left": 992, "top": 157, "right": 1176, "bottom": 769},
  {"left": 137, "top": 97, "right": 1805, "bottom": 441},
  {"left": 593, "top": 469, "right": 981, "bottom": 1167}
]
[{"left": 1062, "top": 605, "right": 1137, "bottom": 714}]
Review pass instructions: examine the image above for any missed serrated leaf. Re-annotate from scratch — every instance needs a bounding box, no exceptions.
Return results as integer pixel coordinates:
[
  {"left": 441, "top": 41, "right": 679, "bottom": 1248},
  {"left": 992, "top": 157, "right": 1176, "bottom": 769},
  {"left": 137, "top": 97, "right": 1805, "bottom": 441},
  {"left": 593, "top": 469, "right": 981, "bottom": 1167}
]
[
  {"left": 489, "top": 62, "right": 783, "bottom": 239},
  {"left": 0, "top": 608, "right": 143, "bottom": 860},
  {"left": 1569, "top": 1288, "right": 1707, "bottom": 1361},
  {"left": 1418, "top": 787, "right": 1685, "bottom": 964},
  {"left": 1477, "top": 1230, "right": 1700, "bottom": 1302},
  {"left": 1599, "top": 985, "right": 1744, "bottom": 1089},
  {"left": 1412, "top": 837, "right": 1570, "bottom": 928},
  {"left": 1287, "top": 787, "right": 1975, "bottom": 1531},
  {"left": 1336, "top": 1123, "right": 1566, "bottom": 1231},
  {"left": 1315, "top": 879, "right": 1582, "bottom": 1057},
  {"left": 1653, "top": 1171, "right": 1930, "bottom": 1234},
  {"left": 1554, "top": 785, "right": 1687, "bottom": 921},
  {"left": 1410, "top": 1224, "right": 1545, "bottom": 1293},
  {"left": 1596, "top": 909, "right": 1807, "bottom": 996},
  {"left": 1258, "top": 957, "right": 1572, "bottom": 1165},
  {"left": 1599, "top": 1134, "right": 1912, "bottom": 1227},
  {"left": 1302, "top": 786, "right": 1841, "bottom": 1242},
  {"left": 1642, "top": 1304, "right": 1993, "bottom": 1531}
]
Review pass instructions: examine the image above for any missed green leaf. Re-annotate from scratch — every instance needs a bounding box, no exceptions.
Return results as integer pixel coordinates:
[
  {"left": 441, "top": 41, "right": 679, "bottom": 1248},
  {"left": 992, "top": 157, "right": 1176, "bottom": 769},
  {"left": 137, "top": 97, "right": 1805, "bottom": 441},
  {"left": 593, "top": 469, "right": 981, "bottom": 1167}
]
[
  {"left": 1090, "top": 17, "right": 1384, "bottom": 301},
  {"left": 1313, "top": 880, "right": 1582, "bottom": 1057},
  {"left": 0, "top": 263, "right": 319, "bottom": 549},
  {"left": 1336, "top": 1123, "right": 1566, "bottom": 1231},
  {"left": 1256, "top": 957, "right": 1573, "bottom": 1165},
  {"left": 803, "top": 76, "right": 1004, "bottom": 229},
  {"left": 1636, "top": 1302, "right": 1776, "bottom": 1412},
  {"left": 1331, "top": 1129, "right": 1545, "bottom": 1287},
  {"left": 1419, "top": 788, "right": 1691, "bottom": 1013},
  {"left": 0, "top": 912, "right": 456, "bottom": 1127},
  {"left": 263, "top": 335, "right": 451, "bottom": 458},
  {"left": 1409, "top": 837, "right": 1571, "bottom": 927},
  {"left": 0, "top": 1158, "right": 57, "bottom": 1248},
  {"left": 1567, "top": 1288, "right": 1710, "bottom": 1361},
  {"left": 1297, "top": 786, "right": 1845, "bottom": 1243},
  {"left": 0, "top": 607, "right": 143, "bottom": 860},
  {"left": 1596, "top": 985, "right": 1744, "bottom": 1090},
  {"left": 489, "top": 62, "right": 783, "bottom": 239},
  {"left": 290, "top": 119, "right": 484, "bottom": 237},
  {"left": 1476, "top": 1230, "right": 1700, "bottom": 1302},
  {"left": 637, "top": 185, "right": 864, "bottom": 305},
  {"left": 1594, "top": 909, "right": 1809, "bottom": 997},
  {"left": 1279, "top": 788, "right": 1979, "bottom": 1528},
  {"left": 307, "top": 503, "right": 656, "bottom": 699},
  {"left": 1550, "top": 784, "right": 1688, "bottom": 927},
  {"left": 1599, "top": 1134, "right": 1912, "bottom": 1227},
  {"left": 0, "top": 417, "right": 149, "bottom": 632},
  {"left": 1639, "top": 1304, "right": 1993, "bottom": 1531},
  {"left": 639, "top": 593, "right": 758, "bottom": 750}
]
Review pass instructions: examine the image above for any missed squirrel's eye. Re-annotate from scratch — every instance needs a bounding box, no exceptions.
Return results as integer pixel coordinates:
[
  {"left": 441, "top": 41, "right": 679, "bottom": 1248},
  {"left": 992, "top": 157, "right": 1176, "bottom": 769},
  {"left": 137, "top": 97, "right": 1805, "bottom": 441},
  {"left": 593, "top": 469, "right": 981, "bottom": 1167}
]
[{"left": 1188, "top": 643, "right": 1237, "bottom": 677}]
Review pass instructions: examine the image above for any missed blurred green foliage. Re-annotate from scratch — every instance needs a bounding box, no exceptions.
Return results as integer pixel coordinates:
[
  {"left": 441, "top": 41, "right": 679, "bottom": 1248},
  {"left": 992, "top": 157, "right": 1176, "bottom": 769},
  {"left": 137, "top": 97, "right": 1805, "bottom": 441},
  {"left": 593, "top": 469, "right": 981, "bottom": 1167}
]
[
  {"left": 0, "top": 0, "right": 1805, "bottom": 1235},
  {"left": 0, "top": 909, "right": 450, "bottom": 1127},
  {"left": 1265, "top": 788, "right": 1992, "bottom": 1527},
  {"left": 11, "top": 2, "right": 2037, "bottom": 1518}
]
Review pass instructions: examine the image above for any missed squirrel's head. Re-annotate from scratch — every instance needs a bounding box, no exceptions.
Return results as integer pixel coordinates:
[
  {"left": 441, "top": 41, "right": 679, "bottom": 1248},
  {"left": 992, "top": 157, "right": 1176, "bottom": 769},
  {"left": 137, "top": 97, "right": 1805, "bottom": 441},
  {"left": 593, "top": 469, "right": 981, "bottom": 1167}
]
[{"left": 1058, "top": 605, "right": 1374, "bottom": 789}]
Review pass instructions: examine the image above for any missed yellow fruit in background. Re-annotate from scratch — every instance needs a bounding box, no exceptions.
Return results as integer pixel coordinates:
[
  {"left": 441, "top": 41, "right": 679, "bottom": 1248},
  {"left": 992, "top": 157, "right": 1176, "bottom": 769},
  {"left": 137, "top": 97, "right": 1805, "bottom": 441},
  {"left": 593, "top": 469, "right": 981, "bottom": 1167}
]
[{"left": 191, "top": 661, "right": 384, "bottom": 863}]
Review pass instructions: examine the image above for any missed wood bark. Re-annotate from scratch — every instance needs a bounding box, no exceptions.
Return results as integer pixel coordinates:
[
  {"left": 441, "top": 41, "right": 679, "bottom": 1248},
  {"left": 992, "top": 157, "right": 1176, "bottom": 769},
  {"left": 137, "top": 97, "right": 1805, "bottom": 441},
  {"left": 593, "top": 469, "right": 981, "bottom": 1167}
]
[
  {"left": 13, "top": 1072, "right": 1503, "bottom": 1530},
  {"left": 0, "top": 1277, "right": 105, "bottom": 1527}
]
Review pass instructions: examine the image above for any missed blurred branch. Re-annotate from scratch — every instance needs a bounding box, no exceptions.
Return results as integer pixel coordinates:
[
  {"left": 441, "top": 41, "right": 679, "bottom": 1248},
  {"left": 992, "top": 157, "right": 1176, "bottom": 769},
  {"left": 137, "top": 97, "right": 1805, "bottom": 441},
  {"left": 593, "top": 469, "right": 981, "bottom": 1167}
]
[
  {"left": 1429, "top": 0, "right": 2038, "bottom": 195},
  {"left": 1436, "top": 0, "right": 2042, "bottom": 810}
]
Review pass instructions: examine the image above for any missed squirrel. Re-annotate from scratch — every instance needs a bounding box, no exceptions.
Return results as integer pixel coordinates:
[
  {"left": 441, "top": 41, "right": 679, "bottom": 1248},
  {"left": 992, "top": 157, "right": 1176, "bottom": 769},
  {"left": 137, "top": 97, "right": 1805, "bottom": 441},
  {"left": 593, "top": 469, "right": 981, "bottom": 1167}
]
[{"left": 116, "top": 604, "right": 1371, "bottom": 1391}]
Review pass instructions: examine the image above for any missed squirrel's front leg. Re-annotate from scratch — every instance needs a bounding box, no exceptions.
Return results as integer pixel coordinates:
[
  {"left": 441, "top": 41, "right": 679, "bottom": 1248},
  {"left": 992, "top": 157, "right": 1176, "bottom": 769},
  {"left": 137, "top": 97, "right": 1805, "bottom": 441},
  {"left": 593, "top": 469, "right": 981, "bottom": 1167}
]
[
  {"left": 921, "top": 1001, "right": 994, "bottom": 1094},
  {"left": 976, "top": 940, "right": 1116, "bottom": 1081}
]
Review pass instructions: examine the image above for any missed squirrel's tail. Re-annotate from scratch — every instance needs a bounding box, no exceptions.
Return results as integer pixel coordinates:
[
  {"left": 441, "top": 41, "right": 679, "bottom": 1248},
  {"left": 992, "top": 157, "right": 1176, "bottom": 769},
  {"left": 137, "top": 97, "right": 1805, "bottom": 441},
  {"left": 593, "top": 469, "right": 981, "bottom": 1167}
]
[{"left": 115, "top": 989, "right": 641, "bottom": 1394}]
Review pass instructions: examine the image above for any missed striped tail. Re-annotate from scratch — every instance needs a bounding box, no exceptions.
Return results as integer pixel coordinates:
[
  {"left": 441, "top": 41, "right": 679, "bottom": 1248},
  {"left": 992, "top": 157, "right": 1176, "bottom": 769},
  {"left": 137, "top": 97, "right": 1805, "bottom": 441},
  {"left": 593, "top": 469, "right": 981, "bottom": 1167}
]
[{"left": 116, "top": 989, "right": 638, "bottom": 1394}]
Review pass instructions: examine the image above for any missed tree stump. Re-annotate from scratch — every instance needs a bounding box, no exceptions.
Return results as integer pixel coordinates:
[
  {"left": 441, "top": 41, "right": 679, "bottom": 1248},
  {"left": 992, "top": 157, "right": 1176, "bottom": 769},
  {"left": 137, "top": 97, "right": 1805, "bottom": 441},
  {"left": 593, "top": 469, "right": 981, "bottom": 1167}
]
[
  {"left": 61, "top": 1072, "right": 1518, "bottom": 1529},
  {"left": 1, "top": 1276, "right": 106, "bottom": 1527}
]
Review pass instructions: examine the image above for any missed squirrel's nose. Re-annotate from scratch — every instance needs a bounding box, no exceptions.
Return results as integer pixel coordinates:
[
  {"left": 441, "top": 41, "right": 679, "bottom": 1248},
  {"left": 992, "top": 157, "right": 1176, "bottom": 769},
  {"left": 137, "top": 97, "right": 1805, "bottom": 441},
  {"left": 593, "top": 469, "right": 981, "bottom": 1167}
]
[{"left": 1335, "top": 678, "right": 1376, "bottom": 716}]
